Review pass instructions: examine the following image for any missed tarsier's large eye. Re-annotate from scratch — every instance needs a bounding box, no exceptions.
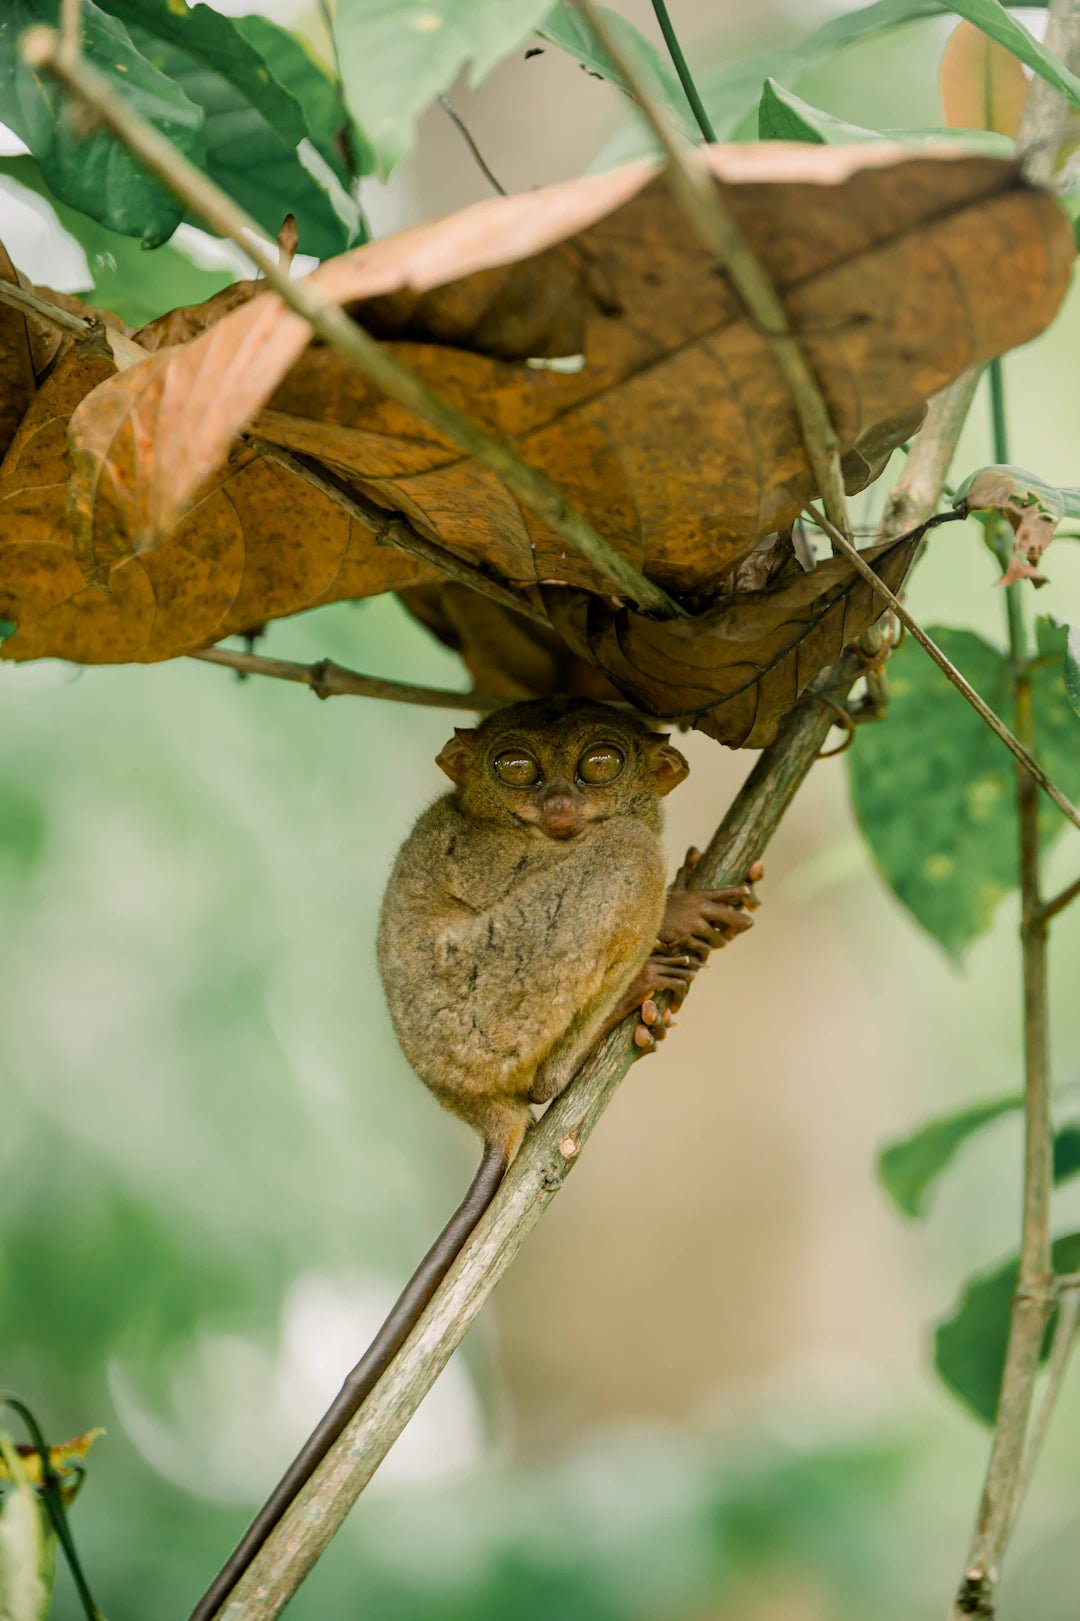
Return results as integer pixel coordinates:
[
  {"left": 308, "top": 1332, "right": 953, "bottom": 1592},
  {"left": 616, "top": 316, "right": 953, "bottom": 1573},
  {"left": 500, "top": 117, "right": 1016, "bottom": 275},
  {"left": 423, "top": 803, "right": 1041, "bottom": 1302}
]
[
  {"left": 492, "top": 749, "right": 541, "bottom": 787},
  {"left": 577, "top": 744, "right": 625, "bottom": 785}
]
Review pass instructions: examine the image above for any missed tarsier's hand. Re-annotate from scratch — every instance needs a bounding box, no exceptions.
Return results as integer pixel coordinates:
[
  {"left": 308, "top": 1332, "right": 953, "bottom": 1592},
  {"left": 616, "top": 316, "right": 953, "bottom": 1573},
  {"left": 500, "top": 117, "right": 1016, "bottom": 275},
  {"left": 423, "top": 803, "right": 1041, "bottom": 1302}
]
[{"left": 632, "top": 849, "right": 763, "bottom": 1052}]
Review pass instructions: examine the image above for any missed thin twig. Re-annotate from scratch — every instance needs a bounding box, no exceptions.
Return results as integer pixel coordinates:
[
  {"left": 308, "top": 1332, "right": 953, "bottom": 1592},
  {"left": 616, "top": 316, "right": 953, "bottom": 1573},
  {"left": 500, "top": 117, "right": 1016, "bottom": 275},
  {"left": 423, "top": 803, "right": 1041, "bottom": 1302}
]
[
  {"left": 208, "top": 676, "right": 846, "bottom": 1621},
  {"left": 1041, "top": 872, "right": 1080, "bottom": 922},
  {"left": 188, "top": 647, "right": 507, "bottom": 711},
  {"left": 1015, "top": 1280, "right": 1080, "bottom": 1516},
  {"left": 950, "top": 314, "right": 1060, "bottom": 1621},
  {"left": 0, "top": 275, "right": 145, "bottom": 367},
  {"left": 439, "top": 95, "right": 507, "bottom": 195},
  {"left": 807, "top": 504, "right": 1080, "bottom": 837},
  {"left": 23, "top": 26, "right": 684, "bottom": 622},
  {"left": 248, "top": 439, "right": 548, "bottom": 626},
  {"left": 575, "top": 0, "right": 851, "bottom": 541},
  {"left": 648, "top": 0, "right": 716, "bottom": 141}
]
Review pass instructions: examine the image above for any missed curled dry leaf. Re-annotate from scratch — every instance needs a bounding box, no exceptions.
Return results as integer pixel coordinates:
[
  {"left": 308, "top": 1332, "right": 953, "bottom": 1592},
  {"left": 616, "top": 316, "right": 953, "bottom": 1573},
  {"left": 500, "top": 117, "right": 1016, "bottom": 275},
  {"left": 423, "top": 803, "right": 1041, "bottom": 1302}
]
[
  {"left": 0, "top": 243, "right": 37, "bottom": 463},
  {"left": 57, "top": 143, "right": 1073, "bottom": 605},
  {"left": 940, "top": 20, "right": 1029, "bottom": 138},
  {"left": 0, "top": 353, "right": 432, "bottom": 663},
  {"left": 955, "top": 463, "right": 1080, "bottom": 587},
  {"left": 542, "top": 532, "right": 925, "bottom": 749}
]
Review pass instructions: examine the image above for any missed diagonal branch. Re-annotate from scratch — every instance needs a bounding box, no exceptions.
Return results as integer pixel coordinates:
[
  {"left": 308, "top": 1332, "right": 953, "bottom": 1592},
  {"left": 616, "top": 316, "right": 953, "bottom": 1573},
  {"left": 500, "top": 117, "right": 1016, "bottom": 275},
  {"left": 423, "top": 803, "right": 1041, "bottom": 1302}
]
[
  {"left": 575, "top": 0, "right": 851, "bottom": 540},
  {"left": 210, "top": 670, "right": 846, "bottom": 1621},
  {"left": 209, "top": 374, "right": 978, "bottom": 1617},
  {"left": 808, "top": 504, "right": 1080, "bottom": 836},
  {"left": 22, "top": 26, "right": 685, "bottom": 622}
]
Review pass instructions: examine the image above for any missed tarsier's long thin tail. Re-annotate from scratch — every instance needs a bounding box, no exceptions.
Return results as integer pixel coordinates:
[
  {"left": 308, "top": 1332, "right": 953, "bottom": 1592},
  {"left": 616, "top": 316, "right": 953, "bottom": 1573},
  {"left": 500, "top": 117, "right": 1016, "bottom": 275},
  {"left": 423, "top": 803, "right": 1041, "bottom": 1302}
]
[{"left": 188, "top": 1102, "right": 527, "bottom": 1620}]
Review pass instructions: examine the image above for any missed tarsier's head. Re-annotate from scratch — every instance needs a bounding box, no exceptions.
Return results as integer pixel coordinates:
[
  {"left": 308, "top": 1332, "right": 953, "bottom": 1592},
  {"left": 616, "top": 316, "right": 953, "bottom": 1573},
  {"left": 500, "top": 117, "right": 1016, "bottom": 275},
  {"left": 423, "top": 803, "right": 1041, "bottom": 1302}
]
[{"left": 436, "top": 698, "right": 689, "bottom": 841}]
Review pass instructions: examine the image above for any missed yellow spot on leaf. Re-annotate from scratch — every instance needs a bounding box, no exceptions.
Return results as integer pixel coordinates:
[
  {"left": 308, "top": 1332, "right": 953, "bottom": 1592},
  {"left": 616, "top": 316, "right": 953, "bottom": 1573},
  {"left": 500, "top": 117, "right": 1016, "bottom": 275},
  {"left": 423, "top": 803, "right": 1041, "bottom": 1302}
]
[
  {"left": 965, "top": 776, "right": 1004, "bottom": 821},
  {"left": 923, "top": 853, "right": 955, "bottom": 881},
  {"left": 412, "top": 11, "right": 442, "bottom": 29}
]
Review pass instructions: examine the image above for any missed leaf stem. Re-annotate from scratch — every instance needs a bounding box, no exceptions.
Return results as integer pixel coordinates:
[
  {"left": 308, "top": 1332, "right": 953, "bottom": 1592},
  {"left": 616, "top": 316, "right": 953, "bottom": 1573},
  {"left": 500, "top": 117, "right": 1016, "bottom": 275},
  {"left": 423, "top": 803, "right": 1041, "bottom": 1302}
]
[
  {"left": 648, "top": 0, "right": 716, "bottom": 141},
  {"left": 988, "top": 359, "right": 1027, "bottom": 662},
  {"left": 187, "top": 647, "right": 506, "bottom": 711},
  {"left": 1, "top": 1396, "right": 104, "bottom": 1621},
  {"left": 1041, "top": 871, "right": 1080, "bottom": 921},
  {"left": 950, "top": 302, "right": 1062, "bottom": 1621},
  {"left": 21, "top": 27, "right": 684, "bottom": 621},
  {"left": 576, "top": 0, "right": 852, "bottom": 542},
  {"left": 807, "top": 505, "right": 1080, "bottom": 836}
]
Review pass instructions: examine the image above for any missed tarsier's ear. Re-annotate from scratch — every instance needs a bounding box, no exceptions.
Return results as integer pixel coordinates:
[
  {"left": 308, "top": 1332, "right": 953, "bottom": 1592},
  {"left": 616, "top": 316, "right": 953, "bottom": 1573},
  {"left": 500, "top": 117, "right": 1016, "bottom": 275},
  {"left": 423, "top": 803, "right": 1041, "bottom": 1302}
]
[
  {"left": 436, "top": 728, "right": 479, "bottom": 783},
  {"left": 647, "top": 734, "right": 690, "bottom": 796}
]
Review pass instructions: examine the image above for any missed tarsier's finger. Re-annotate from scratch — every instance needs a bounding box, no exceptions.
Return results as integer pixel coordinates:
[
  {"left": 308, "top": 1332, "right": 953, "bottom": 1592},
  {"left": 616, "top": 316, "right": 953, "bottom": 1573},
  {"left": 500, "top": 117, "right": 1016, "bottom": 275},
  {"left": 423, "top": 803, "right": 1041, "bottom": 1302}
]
[
  {"left": 662, "top": 1008, "right": 677, "bottom": 1027},
  {"left": 698, "top": 903, "right": 755, "bottom": 934},
  {"left": 640, "top": 998, "right": 660, "bottom": 1026},
  {"left": 634, "top": 1023, "right": 657, "bottom": 1051}
]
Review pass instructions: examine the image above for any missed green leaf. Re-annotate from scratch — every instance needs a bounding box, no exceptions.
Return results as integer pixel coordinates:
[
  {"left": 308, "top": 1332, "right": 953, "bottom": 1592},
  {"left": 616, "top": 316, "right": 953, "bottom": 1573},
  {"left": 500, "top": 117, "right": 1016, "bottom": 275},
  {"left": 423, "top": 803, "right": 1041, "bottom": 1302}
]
[
  {"left": 100, "top": 0, "right": 363, "bottom": 257},
  {"left": 878, "top": 1095, "right": 1021, "bottom": 1217},
  {"left": 0, "top": 155, "right": 237, "bottom": 329},
  {"left": 935, "top": 1233, "right": 1080, "bottom": 1423},
  {"left": 847, "top": 628, "right": 1080, "bottom": 958},
  {"left": 334, "top": 0, "right": 554, "bottom": 175},
  {"left": 0, "top": 0, "right": 204, "bottom": 246},
  {"left": 1053, "top": 1125, "right": 1080, "bottom": 1184},
  {"left": 539, "top": 2, "right": 697, "bottom": 137},
  {"left": 1034, "top": 616, "right": 1080, "bottom": 718},
  {"left": 232, "top": 13, "right": 372, "bottom": 185},
  {"left": 757, "top": 78, "right": 1014, "bottom": 151},
  {"left": 956, "top": 464, "right": 1080, "bottom": 525},
  {"left": 758, "top": 78, "right": 875, "bottom": 143}
]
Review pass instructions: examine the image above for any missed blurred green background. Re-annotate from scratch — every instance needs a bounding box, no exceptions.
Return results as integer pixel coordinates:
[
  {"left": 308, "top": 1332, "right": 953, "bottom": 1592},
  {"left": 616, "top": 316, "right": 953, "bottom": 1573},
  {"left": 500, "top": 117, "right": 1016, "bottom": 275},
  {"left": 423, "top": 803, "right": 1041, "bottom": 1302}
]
[{"left": 2, "top": 2, "right": 1080, "bottom": 1617}]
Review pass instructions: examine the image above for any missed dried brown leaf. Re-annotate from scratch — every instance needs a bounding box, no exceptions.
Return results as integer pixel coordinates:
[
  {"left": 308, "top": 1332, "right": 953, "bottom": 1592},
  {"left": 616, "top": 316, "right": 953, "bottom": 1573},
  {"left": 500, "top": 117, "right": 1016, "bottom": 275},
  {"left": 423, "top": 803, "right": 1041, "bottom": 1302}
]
[
  {"left": 0, "top": 244, "right": 37, "bottom": 462},
  {"left": 0, "top": 352, "right": 432, "bottom": 662},
  {"left": 940, "top": 20, "right": 1029, "bottom": 137},
  {"left": 62, "top": 145, "right": 1073, "bottom": 605},
  {"left": 542, "top": 533, "right": 923, "bottom": 748}
]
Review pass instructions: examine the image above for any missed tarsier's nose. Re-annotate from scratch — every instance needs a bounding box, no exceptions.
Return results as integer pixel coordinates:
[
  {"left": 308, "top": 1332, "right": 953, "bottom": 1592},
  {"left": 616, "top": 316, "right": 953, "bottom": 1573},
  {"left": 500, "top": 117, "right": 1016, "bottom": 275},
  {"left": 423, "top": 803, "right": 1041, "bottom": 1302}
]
[{"left": 539, "top": 782, "right": 583, "bottom": 838}]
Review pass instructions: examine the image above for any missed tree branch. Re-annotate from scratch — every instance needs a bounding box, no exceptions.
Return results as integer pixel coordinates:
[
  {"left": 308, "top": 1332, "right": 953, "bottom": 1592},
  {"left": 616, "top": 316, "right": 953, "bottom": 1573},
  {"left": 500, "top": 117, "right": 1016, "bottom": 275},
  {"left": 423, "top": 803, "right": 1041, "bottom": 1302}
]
[
  {"left": 211, "top": 671, "right": 845, "bottom": 1621},
  {"left": 23, "top": 26, "right": 685, "bottom": 622},
  {"left": 808, "top": 505, "right": 1080, "bottom": 837},
  {"left": 209, "top": 361, "right": 981, "bottom": 1616},
  {"left": 575, "top": 0, "right": 851, "bottom": 540},
  {"left": 187, "top": 647, "right": 507, "bottom": 711},
  {"left": 1040, "top": 871, "right": 1080, "bottom": 923}
]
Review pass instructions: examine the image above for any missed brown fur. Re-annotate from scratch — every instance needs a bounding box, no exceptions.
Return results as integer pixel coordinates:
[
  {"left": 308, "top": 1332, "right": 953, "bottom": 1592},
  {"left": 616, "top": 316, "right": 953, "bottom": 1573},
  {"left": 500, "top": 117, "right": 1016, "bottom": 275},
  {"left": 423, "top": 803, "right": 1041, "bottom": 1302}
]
[{"left": 377, "top": 698, "right": 687, "bottom": 1159}]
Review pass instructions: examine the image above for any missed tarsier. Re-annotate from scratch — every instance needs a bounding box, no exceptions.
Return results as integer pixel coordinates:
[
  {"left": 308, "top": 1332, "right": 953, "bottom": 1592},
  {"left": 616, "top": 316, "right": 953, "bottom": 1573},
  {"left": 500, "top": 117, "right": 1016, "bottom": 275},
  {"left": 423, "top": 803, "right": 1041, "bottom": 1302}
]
[{"left": 192, "top": 699, "right": 758, "bottom": 1618}]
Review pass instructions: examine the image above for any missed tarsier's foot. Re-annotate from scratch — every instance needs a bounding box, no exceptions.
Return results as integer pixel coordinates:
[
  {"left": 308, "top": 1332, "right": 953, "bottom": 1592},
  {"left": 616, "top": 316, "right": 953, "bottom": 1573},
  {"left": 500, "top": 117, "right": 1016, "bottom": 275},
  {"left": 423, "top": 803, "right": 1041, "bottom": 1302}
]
[{"left": 632, "top": 851, "right": 763, "bottom": 1052}]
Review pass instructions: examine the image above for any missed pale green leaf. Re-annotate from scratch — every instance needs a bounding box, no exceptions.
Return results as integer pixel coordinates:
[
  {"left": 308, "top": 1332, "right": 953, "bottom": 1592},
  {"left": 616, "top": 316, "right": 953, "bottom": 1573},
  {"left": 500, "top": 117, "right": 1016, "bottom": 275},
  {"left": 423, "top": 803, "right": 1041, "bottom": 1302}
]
[
  {"left": 0, "top": 155, "right": 237, "bottom": 329},
  {"left": 847, "top": 628, "right": 1080, "bottom": 958},
  {"left": 539, "top": 2, "right": 697, "bottom": 137},
  {"left": 878, "top": 1095, "right": 1021, "bottom": 1217},
  {"left": 335, "top": 0, "right": 555, "bottom": 175},
  {"left": 935, "top": 1233, "right": 1080, "bottom": 1423}
]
